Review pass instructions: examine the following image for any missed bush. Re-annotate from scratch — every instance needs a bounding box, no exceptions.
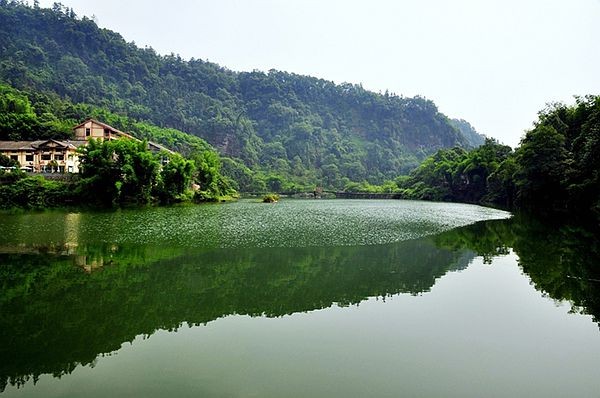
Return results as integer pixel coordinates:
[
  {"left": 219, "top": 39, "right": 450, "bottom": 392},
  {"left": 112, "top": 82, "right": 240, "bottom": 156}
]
[
  {"left": 0, "top": 176, "right": 74, "bottom": 209},
  {"left": 262, "top": 193, "right": 280, "bottom": 203}
]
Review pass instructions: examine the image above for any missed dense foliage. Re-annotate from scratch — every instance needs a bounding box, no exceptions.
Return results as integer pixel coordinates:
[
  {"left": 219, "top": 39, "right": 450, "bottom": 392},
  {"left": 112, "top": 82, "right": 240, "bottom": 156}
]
[
  {"left": 0, "top": 140, "right": 203, "bottom": 208},
  {"left": 398, "top": 138, "right": 512, "bottom": 203},
  {"left": 0, "top": 135, "right": 236, "bottom": 209},
  {"left": 0, "top": 173, "right": 75, "bottom": 208},
  {"left": 0, "top": 1, "right": 484, "bottom": 190},
  {"left": 78, "top": 139, "right": 173, "bottom": 206},
  {"left": 0, "top": 83, "right": 72, "bottom": 140},
  {"left": 0, "top": 82, "right": 235, "bottom": 207},
  {"left": 511, "top": 96, "right": 600, "bottom": 216},
  {"left": 400, "top": 96, "right": 600, "bottom": 221}
]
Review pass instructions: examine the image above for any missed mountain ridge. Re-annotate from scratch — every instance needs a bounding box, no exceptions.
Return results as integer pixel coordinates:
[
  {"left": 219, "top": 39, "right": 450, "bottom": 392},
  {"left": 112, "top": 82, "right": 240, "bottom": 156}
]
[{"left": 0, "top": 1, "right": 486, "bottom": 190}]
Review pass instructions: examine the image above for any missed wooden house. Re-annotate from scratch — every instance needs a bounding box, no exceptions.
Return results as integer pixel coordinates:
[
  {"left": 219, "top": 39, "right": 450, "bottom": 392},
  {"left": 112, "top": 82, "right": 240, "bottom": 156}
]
[
  {"left": 73, "top": 119, "right": 136, "bottom": 141},
  {"left": 1, "top": 119, "right": 174, "bottom": 174},
  {"left": 0, "top": 139, "right": 85, "bottom": 173}
]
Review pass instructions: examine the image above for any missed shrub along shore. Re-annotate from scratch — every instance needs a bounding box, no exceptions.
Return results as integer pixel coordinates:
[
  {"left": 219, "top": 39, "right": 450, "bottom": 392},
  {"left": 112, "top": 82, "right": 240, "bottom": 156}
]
[{"left": 0, "top": 138, "right": 236, "bottom": 209}]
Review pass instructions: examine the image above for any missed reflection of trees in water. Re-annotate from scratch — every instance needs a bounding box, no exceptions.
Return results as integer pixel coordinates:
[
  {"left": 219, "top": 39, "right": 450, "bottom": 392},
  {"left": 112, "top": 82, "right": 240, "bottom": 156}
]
[
  {"left": 1, "top": 217, "right": 599, "bottom": 391},
  {"left": 0, "top": 238, "right": 472, "bottom": 391},
  {"left": 435, "top": 217, "right": 600, "bottom": 325},
  {"left": 511, "top": 222, "right": 600, "bottom": 325}
]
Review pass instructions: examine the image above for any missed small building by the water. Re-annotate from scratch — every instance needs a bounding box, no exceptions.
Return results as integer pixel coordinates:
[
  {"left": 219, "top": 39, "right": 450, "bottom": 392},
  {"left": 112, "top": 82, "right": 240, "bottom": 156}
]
[
  {"left": 0, "top": 118, "right": 173, "bottom": 173},
  {"left": 0, "top": 139, "right": 86, "bottom": 173}
]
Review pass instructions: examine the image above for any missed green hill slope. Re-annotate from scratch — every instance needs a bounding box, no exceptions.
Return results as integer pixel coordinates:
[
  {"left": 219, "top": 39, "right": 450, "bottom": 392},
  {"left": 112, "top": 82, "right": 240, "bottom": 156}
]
[{"left": 0, "top": 2, "right": 485, "bottom": 189}]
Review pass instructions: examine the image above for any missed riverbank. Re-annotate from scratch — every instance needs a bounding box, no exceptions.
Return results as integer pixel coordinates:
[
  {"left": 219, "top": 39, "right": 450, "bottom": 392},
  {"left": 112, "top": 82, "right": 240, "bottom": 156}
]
[{"left": 0, "top": 173, "right": 238, "bottom": 211}]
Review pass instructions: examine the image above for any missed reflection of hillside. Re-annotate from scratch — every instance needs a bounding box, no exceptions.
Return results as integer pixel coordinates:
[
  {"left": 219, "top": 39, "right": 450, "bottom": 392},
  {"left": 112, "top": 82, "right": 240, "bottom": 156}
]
[
  {"left": 435, "top": 217, "right": 600, "bottom": 326},
  {"left": 0, "top": 238, "right": 472, "bottom": 391},
  {"left": 510, "top": 221, "right": 600, "bottom": 326},
  {"left": 5, "top": 216, "right": 597, "bottom": 392}
]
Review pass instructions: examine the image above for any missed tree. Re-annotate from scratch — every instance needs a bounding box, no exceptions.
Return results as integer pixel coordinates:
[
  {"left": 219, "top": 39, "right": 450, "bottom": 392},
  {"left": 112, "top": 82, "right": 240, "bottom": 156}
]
[
  {"left": 0, "top": 153, "right": 18, "bottom": 168},
  {"left": 77, "top": 139, "right": 160, "bottom": 206},
  {"left": 486, "top": 156, "right": 518, "bottom": 208},
  {"left": 77, "top": 139, "right": 122, "bottom": 206},
  {"left": 158, "top": 152, "right": 195, "bottom": 203},
  {"left": 515, "top": 125, "right": 570, "bottom": 212},
  {"left": 191, "top": 149, "right": 221, "bottom": 194}
]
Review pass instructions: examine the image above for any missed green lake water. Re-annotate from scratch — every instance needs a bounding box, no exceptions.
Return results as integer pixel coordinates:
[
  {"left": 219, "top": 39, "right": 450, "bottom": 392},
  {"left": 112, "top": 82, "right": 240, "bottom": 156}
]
[{"left": 1, "top": 199, "right": 599, "bottom": 397}]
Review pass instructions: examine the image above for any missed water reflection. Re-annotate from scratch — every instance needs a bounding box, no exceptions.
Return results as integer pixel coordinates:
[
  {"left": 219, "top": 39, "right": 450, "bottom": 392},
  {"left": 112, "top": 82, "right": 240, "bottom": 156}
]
[
  {"left": 434, "top": 216, "right": 600, "bottom": 325},
  {"left": 1, "top": 216, "right": 599, "bottom": 392}
]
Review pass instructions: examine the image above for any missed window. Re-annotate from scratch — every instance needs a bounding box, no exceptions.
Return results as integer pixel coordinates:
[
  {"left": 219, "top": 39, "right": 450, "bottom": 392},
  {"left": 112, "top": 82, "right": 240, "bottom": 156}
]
[
  {"left": 41, "top": 154, "right": 51, "bottom": 161},
  {"left": 55, "top": 154, "right": 64, "bottom": 161},
  {"left": 85, "top": 128, "right": 91, "bottom": 137},
  {"left": 26, "top": 154, "right": 34, "bottom": 162},
  {"left": 10, "top": 155, "right": 18, "bottom": 161},
  {"left": 68, "top": 154, "right": 74, "bottom": 160},
  {"left": 104, "top": 128, "right": 110, "bottom": 137}
]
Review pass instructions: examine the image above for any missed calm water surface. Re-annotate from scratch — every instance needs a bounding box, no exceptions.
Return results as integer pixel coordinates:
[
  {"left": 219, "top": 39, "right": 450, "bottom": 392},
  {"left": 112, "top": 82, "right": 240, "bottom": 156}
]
[{"left": 1, "top": 199, "right": 599, "bottom": 397}]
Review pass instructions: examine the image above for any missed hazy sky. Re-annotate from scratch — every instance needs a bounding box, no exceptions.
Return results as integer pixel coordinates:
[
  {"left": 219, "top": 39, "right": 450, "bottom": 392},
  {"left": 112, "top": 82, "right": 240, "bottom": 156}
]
[{"left": 37, "top": 0, "right": 600, "bottom": 147}]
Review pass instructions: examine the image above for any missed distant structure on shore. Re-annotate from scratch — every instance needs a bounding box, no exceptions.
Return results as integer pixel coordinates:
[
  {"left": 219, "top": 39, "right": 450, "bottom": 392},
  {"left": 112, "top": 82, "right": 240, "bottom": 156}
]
[{"left": 0, "top": 119, "right": 170, "bottom": 173}]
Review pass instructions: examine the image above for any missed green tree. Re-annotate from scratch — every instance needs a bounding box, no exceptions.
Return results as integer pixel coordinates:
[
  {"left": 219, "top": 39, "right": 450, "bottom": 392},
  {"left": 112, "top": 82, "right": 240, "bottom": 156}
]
[
  {"left": 77, "top": 139, "right": 122, "bottom": 206},
  {"left": 77, "top": 139, "right": 160, "bottom": 206},
  {"left": 0, "top": 153, "right": 18, "bottom": 168},
  {"left": 157, "top": 153, "right": 196, "bottom": 203},
  {"left": 485, "top": 156, "right": 518, "bottom": 208},
  {"left": 515, "top": 125, "right": 570, "bottom": 212}
]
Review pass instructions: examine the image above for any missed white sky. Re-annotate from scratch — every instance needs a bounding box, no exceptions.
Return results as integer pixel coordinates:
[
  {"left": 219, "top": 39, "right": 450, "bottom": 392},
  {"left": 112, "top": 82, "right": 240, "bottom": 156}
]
[{"left": 37, "top": 0, "right": 600, "bottom": 147}]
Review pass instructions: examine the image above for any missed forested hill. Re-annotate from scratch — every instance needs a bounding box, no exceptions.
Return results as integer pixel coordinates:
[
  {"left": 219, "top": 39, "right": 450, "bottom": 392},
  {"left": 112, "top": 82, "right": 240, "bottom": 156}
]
[{"left": 0, "top": 2, "right": 485, "bottom": 188}]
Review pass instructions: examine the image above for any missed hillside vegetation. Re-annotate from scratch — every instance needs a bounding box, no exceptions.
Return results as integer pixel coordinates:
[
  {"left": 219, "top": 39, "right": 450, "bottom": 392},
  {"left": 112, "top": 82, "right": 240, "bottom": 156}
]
[
  {"left": 399, "top": 96, "right": 600, "bottom": 222},
  {"left": 0, "top": 82, "right": 235, "bottom": 207},
  {"left": 0, "top": 1, "right": 484, "bottom": 190}
]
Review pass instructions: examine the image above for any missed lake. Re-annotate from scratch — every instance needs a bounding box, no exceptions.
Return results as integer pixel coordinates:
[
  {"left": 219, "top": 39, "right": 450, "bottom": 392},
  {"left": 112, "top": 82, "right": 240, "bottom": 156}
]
[{"left": 1, "top": 199, "right": 599, "bottom": 397}]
